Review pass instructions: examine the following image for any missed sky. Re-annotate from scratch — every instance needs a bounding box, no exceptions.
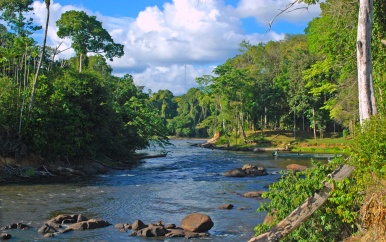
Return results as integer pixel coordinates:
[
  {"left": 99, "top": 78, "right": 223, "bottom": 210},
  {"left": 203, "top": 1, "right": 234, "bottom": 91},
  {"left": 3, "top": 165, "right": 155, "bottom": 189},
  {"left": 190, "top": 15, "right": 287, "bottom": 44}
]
[{"left": 31, "top": 0, "right": 321, "bottom": 95}]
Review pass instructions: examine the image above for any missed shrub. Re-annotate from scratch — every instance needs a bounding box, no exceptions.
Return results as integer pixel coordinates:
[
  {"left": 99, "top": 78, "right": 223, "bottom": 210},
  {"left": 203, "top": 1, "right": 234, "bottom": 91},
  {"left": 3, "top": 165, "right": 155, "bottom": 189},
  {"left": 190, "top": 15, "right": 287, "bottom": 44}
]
[
  {"left": 255, "top": 116, "right": 386, "bottom": 241},
  {"left": 255, "top": 159, "right": 358, "bottom": 241}
]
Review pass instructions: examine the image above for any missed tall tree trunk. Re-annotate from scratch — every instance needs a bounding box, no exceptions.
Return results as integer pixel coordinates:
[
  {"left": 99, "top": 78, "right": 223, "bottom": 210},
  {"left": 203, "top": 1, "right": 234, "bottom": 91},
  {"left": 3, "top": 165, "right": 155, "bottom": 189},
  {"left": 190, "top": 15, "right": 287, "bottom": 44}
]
[
  {"left": 30, "top": 0, "right": 50, "bottom": 111},
  {"left": 239, "top": 112, "right": 247, "bottom": 144},
  {"left": 313, "top": 107, "right": 317, "bottom": 142},
  {"left": 357, "top": 0, "right": 377, "bottom": 124},
  {"left": 79, "top": 53, "right": 83, "bottom": 73},
  {"left": 293, "top": 111, "right": 296, "bottom": 139}
]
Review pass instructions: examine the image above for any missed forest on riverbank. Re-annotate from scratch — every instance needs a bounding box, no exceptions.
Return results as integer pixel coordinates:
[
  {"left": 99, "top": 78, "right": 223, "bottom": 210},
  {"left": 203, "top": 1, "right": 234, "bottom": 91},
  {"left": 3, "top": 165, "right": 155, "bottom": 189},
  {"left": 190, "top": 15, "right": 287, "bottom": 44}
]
[
  {"left": 1, "top": 0, "right": 384, "bottom": 162},
  {"left": 0, "top": 1, "right": 170, "bottom": 164}
]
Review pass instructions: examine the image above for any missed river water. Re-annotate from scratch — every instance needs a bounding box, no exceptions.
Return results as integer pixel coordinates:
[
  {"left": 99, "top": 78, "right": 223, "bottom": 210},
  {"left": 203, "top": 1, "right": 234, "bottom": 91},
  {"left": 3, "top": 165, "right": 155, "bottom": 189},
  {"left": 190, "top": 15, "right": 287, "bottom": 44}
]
[{"left": 0, "top": 140, "right": 320, "bottom": 241}]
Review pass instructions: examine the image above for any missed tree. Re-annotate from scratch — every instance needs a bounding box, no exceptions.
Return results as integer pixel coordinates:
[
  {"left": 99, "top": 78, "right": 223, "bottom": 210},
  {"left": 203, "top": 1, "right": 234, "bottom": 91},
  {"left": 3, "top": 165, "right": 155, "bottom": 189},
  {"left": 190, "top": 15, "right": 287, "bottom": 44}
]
[
  {"left": 269, "top": 0, "right": 377, "bottom": 124},
  {"left": 306, "top": 0, "right": 359, "bottom": 133},
  {"left": 30, "top": 0, "right": 50, "bottom": 111},
  {"left": 357, "top": 0, "right": 377, "bottom": 124},
  {"left": 0, "top": 0, "right": 41, "bottom": 37},
  {"left": 56, "top": 10, "right": 124, "bottom": 72}
]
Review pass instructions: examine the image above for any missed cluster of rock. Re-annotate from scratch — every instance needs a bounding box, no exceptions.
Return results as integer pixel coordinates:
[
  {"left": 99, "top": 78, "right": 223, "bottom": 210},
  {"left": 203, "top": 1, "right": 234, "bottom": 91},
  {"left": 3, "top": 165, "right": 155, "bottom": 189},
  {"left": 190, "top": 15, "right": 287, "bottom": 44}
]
[
  {"left": 1, "top": 213, "right": 214, "bottom": 240},
  {"left": 224, "top": 164, "right": 268, "bottom": 177},
  {"left": 37, "top": 214, "right": 110, "bottom": 238},
  {"left": 0, "top": 222, "right": 32, "bottom": 240},
  {"left": 116, "top": 213, "right": 214, "bottom": 238}
]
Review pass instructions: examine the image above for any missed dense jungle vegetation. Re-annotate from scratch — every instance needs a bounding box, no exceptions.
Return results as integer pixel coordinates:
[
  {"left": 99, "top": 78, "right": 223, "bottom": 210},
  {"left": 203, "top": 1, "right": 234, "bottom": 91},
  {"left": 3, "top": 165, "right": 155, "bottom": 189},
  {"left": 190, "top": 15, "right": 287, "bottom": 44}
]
[{"left": 0, "top": 1, "right": 169, "bottom": 162}]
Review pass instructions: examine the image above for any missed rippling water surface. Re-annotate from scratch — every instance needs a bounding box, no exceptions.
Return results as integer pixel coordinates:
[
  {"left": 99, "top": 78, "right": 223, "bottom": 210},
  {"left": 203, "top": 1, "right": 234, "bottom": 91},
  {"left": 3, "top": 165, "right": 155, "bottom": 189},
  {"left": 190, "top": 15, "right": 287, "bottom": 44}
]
[{"left": 0, "top": 140, "right": 321, "bottom": 241}]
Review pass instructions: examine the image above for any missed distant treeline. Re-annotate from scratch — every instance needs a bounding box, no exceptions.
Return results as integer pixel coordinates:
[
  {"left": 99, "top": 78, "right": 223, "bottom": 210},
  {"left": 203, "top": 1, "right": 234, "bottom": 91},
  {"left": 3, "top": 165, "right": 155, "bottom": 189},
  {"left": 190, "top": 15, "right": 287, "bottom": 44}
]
[{"left": 151, "top": 0, "right": 386, "bottom": 141}]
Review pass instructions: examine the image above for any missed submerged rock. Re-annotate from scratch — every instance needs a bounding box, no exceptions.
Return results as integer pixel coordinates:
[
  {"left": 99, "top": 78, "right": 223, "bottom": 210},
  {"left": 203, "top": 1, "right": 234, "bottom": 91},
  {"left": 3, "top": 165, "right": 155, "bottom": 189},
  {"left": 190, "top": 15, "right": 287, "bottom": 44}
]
[
  {"left": 38, "top": 223, "right": 59, "bottom": 234},
  {"left": 1, "top": 223, "right": 31, "bottom": 230},
  {"left": 0, "top": 232, "right": 12, "bottom": 240},
  {"left": 243, "top": 191, "right": 265, "bottom": 198},
  {"left": 218, "top": 204, "right": 234, "bottom": 209}
]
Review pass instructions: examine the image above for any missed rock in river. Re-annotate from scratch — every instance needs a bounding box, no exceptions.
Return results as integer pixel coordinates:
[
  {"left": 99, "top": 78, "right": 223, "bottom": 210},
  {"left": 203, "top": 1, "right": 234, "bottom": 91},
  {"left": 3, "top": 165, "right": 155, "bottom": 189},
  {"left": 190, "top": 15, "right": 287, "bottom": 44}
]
[
  {"left": 224, "top": 164, "right": 267, "bottom": 177},
  {"left": 181, "top": 213, "right": 214, "bottom": 232}
]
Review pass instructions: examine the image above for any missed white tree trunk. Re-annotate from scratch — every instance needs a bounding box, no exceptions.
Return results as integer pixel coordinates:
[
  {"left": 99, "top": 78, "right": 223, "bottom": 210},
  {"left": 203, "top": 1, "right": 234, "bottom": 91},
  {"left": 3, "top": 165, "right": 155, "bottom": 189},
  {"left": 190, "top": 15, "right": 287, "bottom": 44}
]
[
  {"left": 357, "top": 0, "right": 377, "bottom": 124},
  {"left": 30, "top": 0, "right": 50, "bottom": 111},
  {"left": 79, "top": 53, "right": 83, "bottom": 73}
]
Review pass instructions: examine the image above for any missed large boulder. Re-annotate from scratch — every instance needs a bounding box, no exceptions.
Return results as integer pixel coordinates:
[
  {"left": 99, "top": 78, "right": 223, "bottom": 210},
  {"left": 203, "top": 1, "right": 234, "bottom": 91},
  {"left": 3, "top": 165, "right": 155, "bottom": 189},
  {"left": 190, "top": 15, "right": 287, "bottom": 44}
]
[{"left": 181, "top": 213, "right": 214, "bottom": 232}]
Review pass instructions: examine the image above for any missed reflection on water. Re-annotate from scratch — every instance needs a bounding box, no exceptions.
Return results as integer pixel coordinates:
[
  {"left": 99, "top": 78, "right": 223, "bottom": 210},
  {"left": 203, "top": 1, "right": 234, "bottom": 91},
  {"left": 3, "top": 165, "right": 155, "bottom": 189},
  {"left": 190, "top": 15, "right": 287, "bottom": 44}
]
[{"left": 0, "top": 140, "right": 324, "bottom": 241}]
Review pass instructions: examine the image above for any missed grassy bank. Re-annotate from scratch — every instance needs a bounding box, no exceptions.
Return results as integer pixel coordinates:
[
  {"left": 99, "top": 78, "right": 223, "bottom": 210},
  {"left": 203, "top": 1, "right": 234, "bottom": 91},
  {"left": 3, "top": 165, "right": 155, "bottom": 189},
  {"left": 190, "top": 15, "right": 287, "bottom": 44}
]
[{"left": 214, "top": 130, "right": 352, "bottom": 154}]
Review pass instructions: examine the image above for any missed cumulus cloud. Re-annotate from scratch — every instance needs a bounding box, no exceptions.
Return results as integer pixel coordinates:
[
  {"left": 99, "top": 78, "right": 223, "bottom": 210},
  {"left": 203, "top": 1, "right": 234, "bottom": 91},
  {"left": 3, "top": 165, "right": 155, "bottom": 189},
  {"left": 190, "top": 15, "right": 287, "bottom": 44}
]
[{"left": 31, "top": 0, "right": 320, "bottom": 95}]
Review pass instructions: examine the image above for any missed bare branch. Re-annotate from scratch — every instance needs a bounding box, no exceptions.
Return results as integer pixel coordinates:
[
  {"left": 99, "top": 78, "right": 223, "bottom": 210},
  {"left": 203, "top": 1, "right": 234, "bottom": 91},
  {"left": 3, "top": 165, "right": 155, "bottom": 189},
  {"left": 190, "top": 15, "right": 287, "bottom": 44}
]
[{"left": 266, "top": 0, "right": 311, "bottom": 33}]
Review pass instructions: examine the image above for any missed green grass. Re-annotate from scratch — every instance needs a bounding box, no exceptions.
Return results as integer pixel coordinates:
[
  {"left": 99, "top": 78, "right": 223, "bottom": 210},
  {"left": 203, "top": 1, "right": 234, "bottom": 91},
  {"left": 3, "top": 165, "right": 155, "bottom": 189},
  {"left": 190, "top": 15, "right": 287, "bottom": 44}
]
[{"left": 216, "top": 130, "right": 352, "bottom": 153}]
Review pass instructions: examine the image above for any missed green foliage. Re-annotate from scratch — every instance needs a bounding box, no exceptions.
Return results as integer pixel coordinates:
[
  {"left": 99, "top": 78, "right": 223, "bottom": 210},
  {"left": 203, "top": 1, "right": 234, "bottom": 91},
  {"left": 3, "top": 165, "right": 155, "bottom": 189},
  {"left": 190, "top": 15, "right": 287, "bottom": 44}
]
[
  {"left": 255, "top": 160, "right": 358, "bottom": 241},
  {"left": 372, "top": 0, "right": 386, "bottom": 114},
  {"left": 342, "top": 129, "right": 349, "bottom": 139},
  {"left": 56, "top": 10, "right": 124, "bottom": 71},
  {"left": 168, "top": 88, "right": 209, "bottom": 138},
  {"left": 254, "top": 117, "right": 386, "bottom": 241},
  {"left": 0, "top": 0, "right": 41, "bottom": 37},
  {"left": 305, "top": 0, "right": 358, "bottom": 128},
  {"left": 350, "top": 115, "right": 386, "bottom": 176}
]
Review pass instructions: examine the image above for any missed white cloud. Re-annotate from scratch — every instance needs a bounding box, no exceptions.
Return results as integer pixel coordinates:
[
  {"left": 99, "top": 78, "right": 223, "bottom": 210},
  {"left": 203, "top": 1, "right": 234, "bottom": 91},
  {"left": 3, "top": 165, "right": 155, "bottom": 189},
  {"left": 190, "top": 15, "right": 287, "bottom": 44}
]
[
  {"left": 32, "top": 0, "right": 320, "bottom": 95},
  {"left": 131, "top": 64, "right": 216, "bottom": 95}
]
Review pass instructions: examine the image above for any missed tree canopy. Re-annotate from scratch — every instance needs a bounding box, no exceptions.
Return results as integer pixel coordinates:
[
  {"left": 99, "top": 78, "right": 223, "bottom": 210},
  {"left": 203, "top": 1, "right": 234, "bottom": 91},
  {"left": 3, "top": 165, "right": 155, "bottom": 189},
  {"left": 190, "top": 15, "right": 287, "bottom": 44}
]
[{"left": 56, "top": 10, "right": 124, "bottom": 72}]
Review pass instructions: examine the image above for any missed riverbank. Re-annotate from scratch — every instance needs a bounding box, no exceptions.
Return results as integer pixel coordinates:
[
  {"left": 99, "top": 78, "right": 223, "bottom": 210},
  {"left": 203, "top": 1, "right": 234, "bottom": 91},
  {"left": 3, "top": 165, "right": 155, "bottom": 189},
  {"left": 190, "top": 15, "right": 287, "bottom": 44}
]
[
  {"left": 0, "top": 153, "right": 169, "bottom": 184},
  {"left": 196, "top": 130, "right": 350, "bottom": 155}
]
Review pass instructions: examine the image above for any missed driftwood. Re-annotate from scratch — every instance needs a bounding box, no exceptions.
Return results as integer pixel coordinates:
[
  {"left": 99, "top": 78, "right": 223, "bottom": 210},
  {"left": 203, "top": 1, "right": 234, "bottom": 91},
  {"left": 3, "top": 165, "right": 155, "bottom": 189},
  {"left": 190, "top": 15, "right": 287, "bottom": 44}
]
[{"left": 249, "top": 164, "right": 354, "bottom": 242}]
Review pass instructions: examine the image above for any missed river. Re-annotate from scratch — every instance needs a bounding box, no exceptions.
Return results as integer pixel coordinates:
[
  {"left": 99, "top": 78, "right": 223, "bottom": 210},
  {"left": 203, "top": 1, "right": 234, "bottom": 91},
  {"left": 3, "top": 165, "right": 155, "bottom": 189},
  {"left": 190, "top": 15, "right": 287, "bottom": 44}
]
[{"left": 0, "top": 140, "right": 321, "bottom": 241}]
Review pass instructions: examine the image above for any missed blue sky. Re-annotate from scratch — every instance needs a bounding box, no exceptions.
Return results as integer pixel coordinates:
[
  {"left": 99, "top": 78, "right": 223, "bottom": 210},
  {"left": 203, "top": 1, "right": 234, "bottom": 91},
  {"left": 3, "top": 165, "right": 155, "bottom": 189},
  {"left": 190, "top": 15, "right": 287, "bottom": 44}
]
[{"left": 32, "top": 0, "right": 321, "bottom": 95}]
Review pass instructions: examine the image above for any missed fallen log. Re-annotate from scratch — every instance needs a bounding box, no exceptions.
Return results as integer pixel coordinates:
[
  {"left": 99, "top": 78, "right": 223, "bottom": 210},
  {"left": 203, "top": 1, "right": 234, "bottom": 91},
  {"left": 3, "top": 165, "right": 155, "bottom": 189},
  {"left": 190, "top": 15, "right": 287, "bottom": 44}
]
[{"left": 249, "top": 164, "right": 354, "bottom": 242}]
